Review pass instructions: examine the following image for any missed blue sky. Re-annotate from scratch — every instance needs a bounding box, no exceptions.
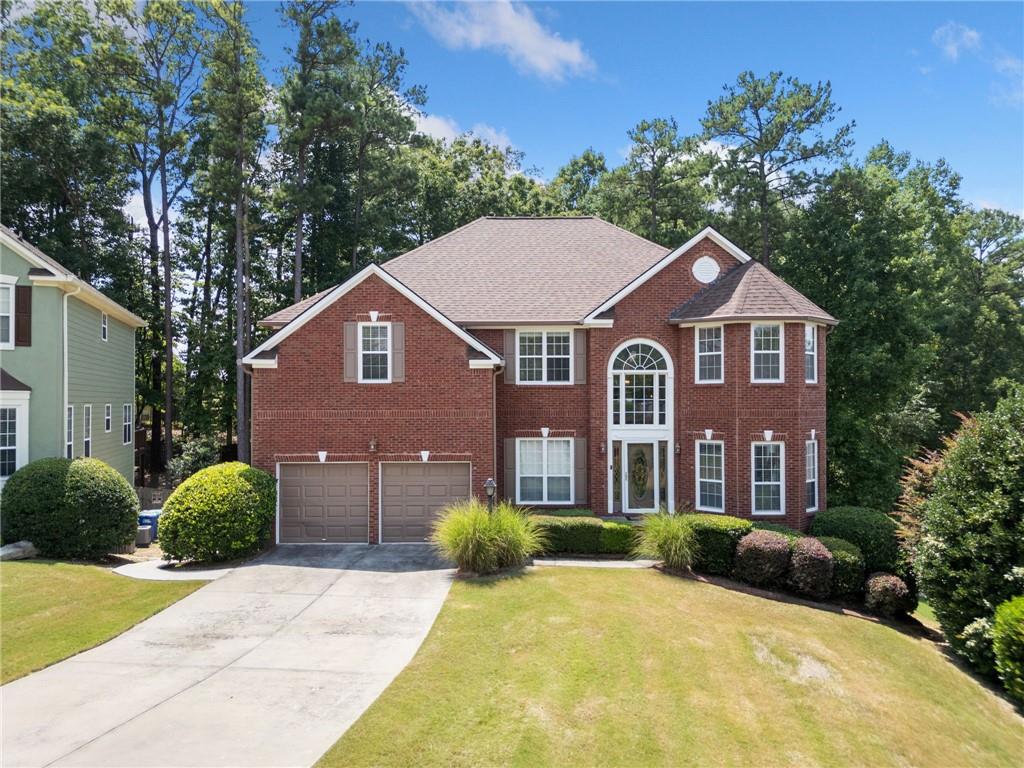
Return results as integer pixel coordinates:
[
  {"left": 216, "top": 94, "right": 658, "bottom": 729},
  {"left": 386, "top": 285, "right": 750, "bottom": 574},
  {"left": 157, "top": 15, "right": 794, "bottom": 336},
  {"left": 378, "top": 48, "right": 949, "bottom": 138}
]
[{"left": 245, "top": 1, "right": 1024, "bottom": 214}]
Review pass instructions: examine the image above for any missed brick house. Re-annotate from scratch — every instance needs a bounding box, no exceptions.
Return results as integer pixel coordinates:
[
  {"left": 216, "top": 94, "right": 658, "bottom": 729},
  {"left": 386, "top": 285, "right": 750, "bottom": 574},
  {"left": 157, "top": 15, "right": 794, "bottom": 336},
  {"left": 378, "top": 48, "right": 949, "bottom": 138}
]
[{"left": 244, "top": 217, "right": 836, "bottom": 544}]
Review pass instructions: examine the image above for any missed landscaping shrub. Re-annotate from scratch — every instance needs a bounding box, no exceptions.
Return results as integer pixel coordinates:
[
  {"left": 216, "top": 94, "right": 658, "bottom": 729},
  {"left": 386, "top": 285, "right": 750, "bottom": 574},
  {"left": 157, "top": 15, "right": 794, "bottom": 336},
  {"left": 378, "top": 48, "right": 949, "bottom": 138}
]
[
  {"left": 167, "top": 435, "right": 221, "bottom": 485},
  {"left": 809, "top": 506, "right": 899, "bottom": 572},
  {"left": 732, "top": 530, "right": 791, "bottom": 587},
  {"left": 864, "top": 572, "right": 915, "bottom": 618},
  {"left": 752, "top": 521, "right": 805, "bottom": 541},
  {"left": 159, "top": 462, "right": 275, "bottom": 563},
  {"left": 534, "top": 515, "right": 603, "bottom": 554},
  {"left": 917, "top": 387, "right": 1024, "bottom": 676},
  {"left": 686, "top": 514, "right": 752, "bottom": 575},
  {"left": 992, "top": 596, "right": 1024, "bottom": 705},
  {"left": 537, "top": 509, "right": 595, "bottom": 517},
  {"left": 0, "top": 457, "right": 138, "bottom": 558},
  {"left": 785, "top": 537, "right": 834, "bottom": 600},
  {"left": 432, "top": 500, "right": 545, "bottom": 574},
  {"left": 632, "top": 513, "right": 697, "bottom": 572},
  {"left": 817, "top": 536, "right": 865, "bottom": 597},
  {"left": 598, "top": 521, "right": 636, "bottom": 554}
]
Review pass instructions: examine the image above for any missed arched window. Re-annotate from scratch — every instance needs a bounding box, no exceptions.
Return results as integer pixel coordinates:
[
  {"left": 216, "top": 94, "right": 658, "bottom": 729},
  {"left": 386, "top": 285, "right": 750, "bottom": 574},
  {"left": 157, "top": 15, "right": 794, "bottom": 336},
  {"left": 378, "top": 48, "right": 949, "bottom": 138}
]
[{"left": 611, "top": 342, "right": 668, "bottom": 426}]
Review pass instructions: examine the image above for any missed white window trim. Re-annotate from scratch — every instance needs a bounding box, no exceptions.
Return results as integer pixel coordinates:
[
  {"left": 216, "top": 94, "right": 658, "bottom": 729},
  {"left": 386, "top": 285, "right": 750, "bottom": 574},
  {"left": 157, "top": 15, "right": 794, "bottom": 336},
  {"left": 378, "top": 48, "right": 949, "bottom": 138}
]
[
  {"left": 122, "top": 403, "right": 132, "bottom": 446},
  {"left": 751, "top": 441, "right": 785, "bottom": 516},
  {"left": 66, "top": 405, "right": 74, "bottom": 458},
  {"left": 0, "top": 275, "right": 17, "bottom": 351},
  {"left": 514, "top": 328, "right": 574, "bottom": 385},
  {"left": 515, "top": 436, "right": 574, "bottom": 505},
  {"left": 805, "top": 439, "right": 819, "bottom": 513},
  {"left": 0, "top": 392, "right": 30, "bottom": 482},
  {"left": 357, "top": 321, "right": 392, "bottom": 384},
  {"left": 750, "top": 323, "right": 785, "bottom": 383},
  {"left": 804, "top": 323, "right": 818, "bottom": 384},
  {"left": 695, "top": 439, "right": 725, "bottom": 513},
  {"left": 83, "top": 404, "right": 92, "bottom": 457},
  {"left": 104, "top": 403, "right": 112, "bottom": 433},
  {"left": 101, "top": 312, "right": 109, "bottom": 342},
  {"left": 694, "top": 324, "right": 724, "bottom": 384}
]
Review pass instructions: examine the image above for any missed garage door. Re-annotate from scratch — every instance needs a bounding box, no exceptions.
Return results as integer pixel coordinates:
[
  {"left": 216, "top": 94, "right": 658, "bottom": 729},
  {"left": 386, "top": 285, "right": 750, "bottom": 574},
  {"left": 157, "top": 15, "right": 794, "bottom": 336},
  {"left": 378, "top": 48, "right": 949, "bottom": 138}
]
[
  {"left": 279, "top": 463, "right": 369, "bottom": 543},
  {"left": 380, "top": 462, "right": 471, "bottom": 542}
]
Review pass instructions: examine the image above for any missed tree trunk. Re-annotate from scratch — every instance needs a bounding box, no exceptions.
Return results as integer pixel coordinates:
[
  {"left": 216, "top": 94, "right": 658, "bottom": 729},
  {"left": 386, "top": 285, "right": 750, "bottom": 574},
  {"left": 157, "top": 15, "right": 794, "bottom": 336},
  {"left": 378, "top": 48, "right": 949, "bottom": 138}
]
[
  {"left": 293, "top": 146, "right": 307, "bottom": 303},
  {"left": 141, "top": 177, "right": 163, "bottom": 474},
  {"left": 349, "top": 141, "right": 367, "bottom": 273},
  {"left": 159, "top": 154, "right": 174, "bottom": 467}
]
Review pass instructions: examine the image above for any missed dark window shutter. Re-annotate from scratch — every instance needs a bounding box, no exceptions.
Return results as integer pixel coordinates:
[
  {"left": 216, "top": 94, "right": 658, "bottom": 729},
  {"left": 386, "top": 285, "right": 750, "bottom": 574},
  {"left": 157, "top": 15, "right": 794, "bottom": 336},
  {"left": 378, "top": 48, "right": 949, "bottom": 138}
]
[
  {"left": 14, "top": 285, "right": 31, "bottom": 347},
  {"left": 392, "top": 322, "right": 405, "bottom": 382},
  {"left": 503, "top": 437, "right": 516, "bottom": 501},
  {"left": 503, "top": 329, "right": 516, "bottom": 383},
  {"left": 574, "top": 438, "right": 587, "bottom": 504},
  {"left": 573, "top": 329, "right": 586, "bottom": 384},
  {"left": 343, "top": 322, "right": 357, "bottom": 382}
]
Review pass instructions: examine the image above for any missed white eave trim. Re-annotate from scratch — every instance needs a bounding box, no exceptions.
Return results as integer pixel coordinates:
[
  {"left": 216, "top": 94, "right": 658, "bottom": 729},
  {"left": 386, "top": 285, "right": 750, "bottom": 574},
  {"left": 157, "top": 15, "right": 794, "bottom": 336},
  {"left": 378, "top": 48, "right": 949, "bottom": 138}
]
[
  {"left": 582, "top": 226, "right": 752, "bottom": 323},
  {"left": 672, "top": 315, "right": 839, "bottom": 327},
  {"left": 242, "top": 263, "right": 503, "bottom": 369}
]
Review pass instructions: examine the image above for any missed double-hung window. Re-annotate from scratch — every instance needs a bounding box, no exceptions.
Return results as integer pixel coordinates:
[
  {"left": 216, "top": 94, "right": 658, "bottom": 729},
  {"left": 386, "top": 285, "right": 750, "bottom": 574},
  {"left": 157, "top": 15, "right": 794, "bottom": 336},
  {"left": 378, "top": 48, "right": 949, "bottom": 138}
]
[
  {"left": 517, "top": 330, "right": 572, "bottom": 384},
  {"left": 804, "top": 324, "right": 817, "bottom": 383},
  {"left": 695, "top": 440, "right": 725, "bottom": 512},
  {"left": 0, "top": 407, "right": 17, "bottom": 477},
  {"left": 66, "top": 406, "right": 74, "bottom": 458},
  {"left": 751, "top": 323, "right": 783, "bottom": 382},
  {"left": 358, "top": 322, "right": 391, "bottom": 383},
  {"left": 122, "top": 403, "right": 132, "bottom": 445},
  {"left": 752, "top": 441, "right": 784, "bottom": 515},
  {"left": 83, "top": 404, "right": 92, "bottom": 457},
  {"left": 0, "top": 277, "right": 14, "bottom": 350},
  {"left": 805, "top": 439, "right": 819, "bottom": 512},
  {"left": 695, "top": 326, "right": 723, "bottom": 383},
  {"left": 101, "top": 313, "right": 109, "bottom": 342},
  {"left": 104, "top": 404, "right": 112, "bottom": 433},
  {"left": 517, "top": 437, "right": 573, "bottom": 504}
]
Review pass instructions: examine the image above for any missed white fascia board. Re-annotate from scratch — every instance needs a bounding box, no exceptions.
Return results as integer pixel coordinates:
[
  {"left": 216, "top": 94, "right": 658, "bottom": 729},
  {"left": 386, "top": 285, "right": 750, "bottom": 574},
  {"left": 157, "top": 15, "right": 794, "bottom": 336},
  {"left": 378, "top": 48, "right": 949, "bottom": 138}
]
[
  {"left": 242, "top": 264, "right": 502, "bottom": 368},
  {"left": 248, "top": 358, "right": 278, "bottom": 369},
  {"left": 582, "top": 226, "right": 753, "bottom": 323}
]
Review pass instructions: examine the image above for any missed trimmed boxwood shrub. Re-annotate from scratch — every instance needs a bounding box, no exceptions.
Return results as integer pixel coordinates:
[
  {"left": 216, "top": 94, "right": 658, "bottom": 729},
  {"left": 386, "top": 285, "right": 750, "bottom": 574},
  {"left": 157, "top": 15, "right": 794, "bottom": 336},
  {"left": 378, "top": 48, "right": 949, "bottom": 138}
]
[
  {"left": 599, "top": 521, "right": 636, "bottom": 554},
  {"left": 733, "top": 530, "right": 791, "bottom": 587},
  {"left": 817, "top": 536, "right": 865, "bottom": 597},
  {"left": 809, "top": 506, "right": 899, "bottom": 572},
  {"left": 992, "top": 596, "right": 1024, "bottom": 704},
  {"left": 786, "top": 537, "right": 834, "bottom": 599},
  {"left": 534, "top": 515, "right": 604, "bottom": 554},
  {"left": 864, "top": 572, "right": 915, "bottom": 618},
  {"left": 1, "top": 457, "right": 138, "bottom": 558},
  {"left": 752, "top": 521, "right": 805, "bottom": 542},
  {"left": 632, "top": 513, "right": 697, "bottom": 572},
  {"left": 687, "top": 514, "right": 752, "bottom": 575},
  {"left": 159, "top": 462, "right": 275, "bottom": 562}
]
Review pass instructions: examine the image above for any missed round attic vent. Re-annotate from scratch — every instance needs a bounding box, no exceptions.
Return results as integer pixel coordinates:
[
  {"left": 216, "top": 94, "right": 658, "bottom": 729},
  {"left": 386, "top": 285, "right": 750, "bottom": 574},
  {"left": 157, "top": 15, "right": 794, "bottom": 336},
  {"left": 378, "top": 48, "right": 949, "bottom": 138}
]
[{"left": 692, "top": 255, "right": 721, "bottom": 284}]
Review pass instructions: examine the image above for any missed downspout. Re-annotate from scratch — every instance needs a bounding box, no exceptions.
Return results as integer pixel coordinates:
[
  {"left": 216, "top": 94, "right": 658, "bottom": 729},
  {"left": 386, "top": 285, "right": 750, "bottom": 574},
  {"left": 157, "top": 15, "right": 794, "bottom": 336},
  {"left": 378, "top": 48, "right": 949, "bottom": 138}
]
[
  {"left": 492, "top": 364, "right": 504, "bottom": 495},
  {"left": 62, "top": 284, "right": 82, "bottom": 455}
]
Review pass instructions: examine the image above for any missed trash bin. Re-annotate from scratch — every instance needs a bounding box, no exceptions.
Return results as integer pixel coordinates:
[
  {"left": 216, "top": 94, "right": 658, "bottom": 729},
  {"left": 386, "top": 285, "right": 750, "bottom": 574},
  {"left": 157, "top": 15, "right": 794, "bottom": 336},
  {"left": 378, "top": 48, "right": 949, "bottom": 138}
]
[
  {"left": 138, "top": 508, "right": 164, "bottom": 540},
  {"left": 135, "top": 525, "right": 153, "bottom": 548}
]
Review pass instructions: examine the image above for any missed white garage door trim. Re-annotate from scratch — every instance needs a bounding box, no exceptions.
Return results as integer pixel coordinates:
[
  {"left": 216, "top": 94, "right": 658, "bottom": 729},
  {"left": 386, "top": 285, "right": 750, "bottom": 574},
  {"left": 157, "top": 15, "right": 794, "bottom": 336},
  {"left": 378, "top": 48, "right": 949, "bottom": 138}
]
[
  {"left": 276, "top": 461, "right": 371, "bottom": 544},
  {"left": 378, "top": 461, "right": 472, "bottom": 544}
]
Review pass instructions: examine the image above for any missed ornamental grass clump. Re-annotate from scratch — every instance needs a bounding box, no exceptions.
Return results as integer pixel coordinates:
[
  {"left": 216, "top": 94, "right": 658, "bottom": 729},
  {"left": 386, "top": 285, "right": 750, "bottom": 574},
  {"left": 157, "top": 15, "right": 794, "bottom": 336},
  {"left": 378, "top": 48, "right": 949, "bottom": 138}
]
[
  {"left": 632, "top": 513, "right": 697, "bottom": 572},
  {"left": 431, "top": 500, "right": 545, "bottom": 575}
]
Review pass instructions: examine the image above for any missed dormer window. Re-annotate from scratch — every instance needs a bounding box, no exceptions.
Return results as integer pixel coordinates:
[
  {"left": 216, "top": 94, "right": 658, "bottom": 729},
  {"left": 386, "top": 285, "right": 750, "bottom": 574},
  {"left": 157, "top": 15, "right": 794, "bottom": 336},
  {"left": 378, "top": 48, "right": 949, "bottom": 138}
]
[
  {"left": 751, "top": 323, "right": 783, "bottom": 383},
  {"left": 358, "top": 322, "right": 391, "bottom": 383}
]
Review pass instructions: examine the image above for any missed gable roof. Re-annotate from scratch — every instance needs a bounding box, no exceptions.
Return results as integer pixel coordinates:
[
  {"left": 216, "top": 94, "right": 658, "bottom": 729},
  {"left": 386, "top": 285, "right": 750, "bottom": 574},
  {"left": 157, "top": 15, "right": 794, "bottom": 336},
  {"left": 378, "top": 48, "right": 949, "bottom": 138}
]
[
  {"left": 669, "top": 260, "right": 837, "bottom": 325},
  {"left": 0, "top": 225, "right": 146, "bottom": 328},
  {"left": 243, "top": 263, "right": 502, "bottom": 369},
  {"left": 381, "top": 217, "right": 670, "bottom": 325}
]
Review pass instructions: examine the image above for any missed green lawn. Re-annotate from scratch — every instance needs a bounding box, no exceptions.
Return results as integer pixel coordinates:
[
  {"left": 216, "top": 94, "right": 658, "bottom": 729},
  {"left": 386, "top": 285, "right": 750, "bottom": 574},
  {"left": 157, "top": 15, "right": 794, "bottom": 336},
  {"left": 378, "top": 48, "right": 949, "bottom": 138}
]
[
  {"left": 320, "top": 568, "right": 1022, "bottom": 768},
  {"left": 1, "top": 560, "right": 202, "bottom": 683}
]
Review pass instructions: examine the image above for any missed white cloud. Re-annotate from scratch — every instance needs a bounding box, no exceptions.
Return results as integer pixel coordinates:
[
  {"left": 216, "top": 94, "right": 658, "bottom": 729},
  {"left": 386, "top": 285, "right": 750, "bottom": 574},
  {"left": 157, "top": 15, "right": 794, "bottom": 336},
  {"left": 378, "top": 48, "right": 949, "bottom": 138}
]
[
  {"left": 414, "top": 112, "right": 515, "bottom": 151},
  {"left": 407, "top": 0, "right": 594, "bottom": 81},
  {"left": 932, "top": 21, "right": 981, "bottom": 61}
]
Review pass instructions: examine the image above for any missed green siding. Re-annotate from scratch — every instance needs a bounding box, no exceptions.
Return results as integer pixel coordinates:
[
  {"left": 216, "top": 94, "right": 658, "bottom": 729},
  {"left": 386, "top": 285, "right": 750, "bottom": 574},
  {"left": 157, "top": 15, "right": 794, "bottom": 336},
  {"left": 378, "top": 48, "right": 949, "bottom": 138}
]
[
  {"left": 67, "top": 296, "right": 135, "bottom": 481},
  {"left": 0, "top": 243, "right": 64, "bottom": 461}
]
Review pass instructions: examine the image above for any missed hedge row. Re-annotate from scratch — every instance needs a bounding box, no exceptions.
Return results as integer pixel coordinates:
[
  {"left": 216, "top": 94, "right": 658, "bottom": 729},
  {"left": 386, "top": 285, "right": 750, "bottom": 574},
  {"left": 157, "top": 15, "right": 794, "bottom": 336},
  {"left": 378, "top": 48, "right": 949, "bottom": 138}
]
[{"left": 531, "top": 514, "right": 636, "bottom": 555}]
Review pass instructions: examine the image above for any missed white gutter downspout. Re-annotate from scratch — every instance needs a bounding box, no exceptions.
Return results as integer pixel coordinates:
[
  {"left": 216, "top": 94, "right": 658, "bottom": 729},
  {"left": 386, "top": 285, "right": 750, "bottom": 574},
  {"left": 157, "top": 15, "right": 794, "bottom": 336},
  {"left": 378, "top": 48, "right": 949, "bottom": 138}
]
[
  {"left": 492, "top": 364, "right": 504, "bottom": 497},
  {"left": 62, "top": 284, "right": 82, "bottom": 454}
]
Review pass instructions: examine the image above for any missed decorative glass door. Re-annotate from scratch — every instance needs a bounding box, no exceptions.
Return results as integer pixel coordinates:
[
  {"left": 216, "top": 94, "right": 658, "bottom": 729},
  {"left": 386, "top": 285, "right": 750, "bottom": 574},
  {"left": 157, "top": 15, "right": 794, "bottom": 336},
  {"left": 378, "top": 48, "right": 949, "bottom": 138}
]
[{"left": 626, "top": 442, "right": 655, "bottom": 511}]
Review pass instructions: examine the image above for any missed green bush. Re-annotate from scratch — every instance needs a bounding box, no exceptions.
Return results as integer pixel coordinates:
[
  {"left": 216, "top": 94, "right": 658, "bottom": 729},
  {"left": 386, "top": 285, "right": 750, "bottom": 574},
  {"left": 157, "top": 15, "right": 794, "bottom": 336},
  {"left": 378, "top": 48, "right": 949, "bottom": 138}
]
[
  {"left": 159, "top": 462, "right": 275, "bottom": 563},
  {"left": 817, "top": 536, "right": 865, "bottom": 597},
  {"left": 917, "top": 387, "right": 1024, "bottom": 676},
  {"left": 992, "top": 596, "right": 1024, "bottom": 705},
  {"left": 686, "top": 514, "right": 752, "bottom": 575},
  {"left": 537, "top": 508, "right": 595, "bottom": 517},
  {"left": 632, "top": 513, "right": 697, "bottom": 572},
  {"left": 786, "top": 537, "right": 834, "bottom": 600},
  {"left": 432, "top": 500, "right": 545, "bottom": 574},
  {"left": 809, "top": 506, "right": 899, "bottom": 572},
  {"left": 167, "top": 435, "right": 221, "bottom": 485},
  {"left": 752, "top": 521, "right": 805, "bottom": 541},
  {"left": 733, "top": 530, "right": 791, "bottom": 587},
  {"left": 599, "top": 521, "right": 636, "bottom": 554},
  {"left": 864, "top": 572, "right": 915, "bottom": 618},
  {"left": 534, "top": 515, "right": 603, "bottom": 554},
  {"left": 1, "top": 457, "right": 138, "bottom": 558}
]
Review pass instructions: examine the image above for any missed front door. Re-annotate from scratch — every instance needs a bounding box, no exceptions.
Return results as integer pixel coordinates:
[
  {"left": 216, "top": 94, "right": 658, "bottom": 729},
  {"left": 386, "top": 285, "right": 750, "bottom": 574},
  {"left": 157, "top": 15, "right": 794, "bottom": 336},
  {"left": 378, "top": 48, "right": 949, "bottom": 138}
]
[{"left": 619, "top": 440, "right": 669, "bottom": 513}]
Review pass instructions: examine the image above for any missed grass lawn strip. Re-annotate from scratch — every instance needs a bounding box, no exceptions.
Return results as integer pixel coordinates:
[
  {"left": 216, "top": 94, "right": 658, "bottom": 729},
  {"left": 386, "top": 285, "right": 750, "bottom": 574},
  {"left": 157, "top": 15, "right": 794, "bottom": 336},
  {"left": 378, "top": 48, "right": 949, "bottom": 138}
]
[
  {"left": 1, "top": 560, "right": 202, "bottom": 683},
  {"left": 320, "top": 568, "right": 1022, "bottom": 768}
]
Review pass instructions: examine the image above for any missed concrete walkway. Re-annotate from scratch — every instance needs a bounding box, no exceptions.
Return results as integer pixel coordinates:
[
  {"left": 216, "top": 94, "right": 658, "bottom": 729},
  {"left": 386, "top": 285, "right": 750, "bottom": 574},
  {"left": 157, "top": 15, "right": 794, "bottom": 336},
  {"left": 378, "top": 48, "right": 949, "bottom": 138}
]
[
  {"left": 1, "top": 544, "right": 454, "bottom": 768},
  {"left": 112, "top": 558, "right": 235, "bottom": 581}
]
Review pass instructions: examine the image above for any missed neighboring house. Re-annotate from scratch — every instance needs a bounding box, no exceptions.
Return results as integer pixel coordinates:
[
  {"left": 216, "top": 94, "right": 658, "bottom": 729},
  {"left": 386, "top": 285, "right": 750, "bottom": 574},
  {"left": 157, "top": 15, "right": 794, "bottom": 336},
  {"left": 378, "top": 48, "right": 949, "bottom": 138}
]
[
  {"left": 0, "top": 226, "right": 145, "bottom": 485},
  {"left": 244, "top": 217, "right": 836, "bottom": 544}
]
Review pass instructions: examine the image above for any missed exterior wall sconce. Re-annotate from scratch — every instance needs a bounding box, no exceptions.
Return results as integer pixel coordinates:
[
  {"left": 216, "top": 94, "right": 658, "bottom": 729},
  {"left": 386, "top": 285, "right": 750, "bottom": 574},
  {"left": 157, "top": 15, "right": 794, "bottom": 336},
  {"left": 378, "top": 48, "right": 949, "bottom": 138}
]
[
  {"left": 317, "top": 450, "right": 327, "bottom": 463},
  {"left": 599, "top": 442, "right": 605, "bottom": 455},
  {"left": 420, "top": 450, "right": 430, "bottom": 462},
  {"left": 369, "top": 438, "right": 378, "bottom": 453},
  {"left": 675, "top": 442, "right": 681, "bottom": 455}
]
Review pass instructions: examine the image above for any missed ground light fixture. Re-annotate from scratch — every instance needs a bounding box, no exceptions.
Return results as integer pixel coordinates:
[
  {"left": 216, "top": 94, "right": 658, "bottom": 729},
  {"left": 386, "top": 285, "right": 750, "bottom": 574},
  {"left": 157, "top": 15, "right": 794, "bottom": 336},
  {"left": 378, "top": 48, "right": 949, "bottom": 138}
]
[{"left": 483, "top": 477, "right": 497, "bottom": 513}]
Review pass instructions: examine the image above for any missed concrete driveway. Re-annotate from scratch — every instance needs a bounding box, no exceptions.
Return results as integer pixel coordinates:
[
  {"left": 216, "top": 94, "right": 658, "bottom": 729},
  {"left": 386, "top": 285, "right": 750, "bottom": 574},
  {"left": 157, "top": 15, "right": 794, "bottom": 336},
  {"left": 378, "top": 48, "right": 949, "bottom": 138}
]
[{"left": 1, "top": 545, "right": 454, "bottom": 768}]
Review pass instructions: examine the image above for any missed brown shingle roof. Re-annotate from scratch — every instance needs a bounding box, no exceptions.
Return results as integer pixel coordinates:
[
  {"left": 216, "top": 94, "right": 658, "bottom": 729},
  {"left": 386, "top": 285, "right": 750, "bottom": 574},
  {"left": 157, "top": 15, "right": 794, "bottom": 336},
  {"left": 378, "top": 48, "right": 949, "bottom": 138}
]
[
  {"left": 669, "top": 261, "right": 837, "bottom": 325},
  {"left": 0, "top": 369, "right": 31, "bottom": 391}
]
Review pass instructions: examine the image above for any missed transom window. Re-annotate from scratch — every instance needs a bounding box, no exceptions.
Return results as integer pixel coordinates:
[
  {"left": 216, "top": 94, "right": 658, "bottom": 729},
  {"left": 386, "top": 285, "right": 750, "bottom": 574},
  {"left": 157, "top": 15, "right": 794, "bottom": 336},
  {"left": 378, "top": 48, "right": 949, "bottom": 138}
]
[
  {"left": 0, "top": 407, "right": 16, "bottom": 477},
  {"left": 805, "top": 439, "right": 819, "bottom": 512},
  {"left": 358, "top": 322, "right": 391, "bottom": 383},
  {"left": 751, "top": 324, "right": 783, "bottom": 382},
  {"left": 752, "top": 442, "right": 784, "bottom": 515},
  {"left": 696, "top": 326, "right": 723, "bottom": 383},
  {"left": 696, "top": 440, "right": 724, "bottom": 512},
  {"left": 517, "top": 330, "right": 572, "bottom": 384},
  {"left": 611, "top": 342, "right": 668, "bottom": 426},
  {"left": 804, "top": 324, "right": 817, "bottom": 383},
  {"left": 517, "top": 437, "right": 573, "bottom": 504},
  {"left": 0, "top": 280, "right": 13, "bottom": 349},
  {"left": 66, "top": 406, "right": 74, "bottom": 459},
  {"left": 83, "top": 404, "right": 92, "bottom": 457}
]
